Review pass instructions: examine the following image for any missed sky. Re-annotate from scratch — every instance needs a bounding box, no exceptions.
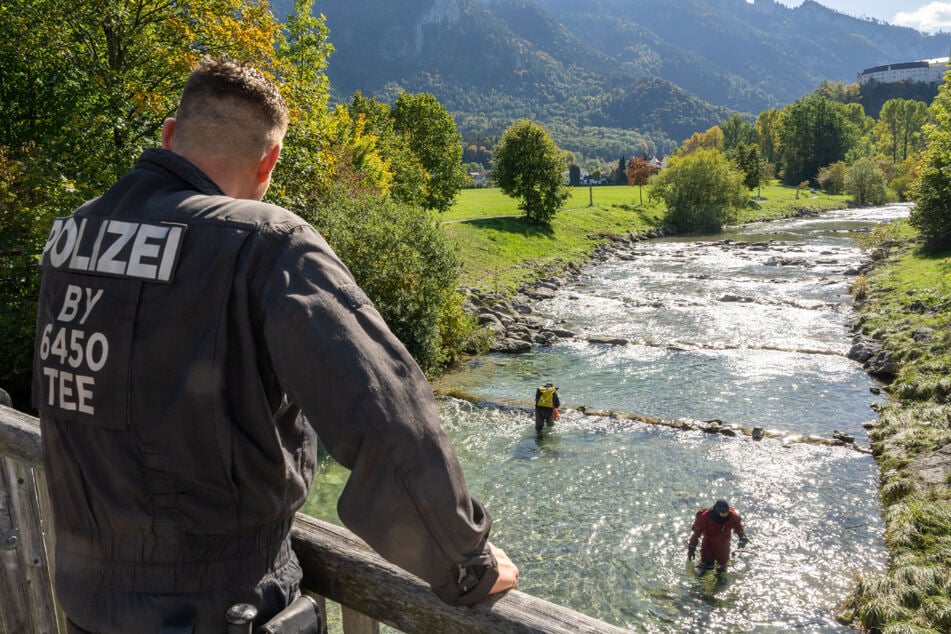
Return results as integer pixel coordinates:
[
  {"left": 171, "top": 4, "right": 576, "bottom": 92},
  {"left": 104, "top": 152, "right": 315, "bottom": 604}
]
[{"left": 772, "top": 1, "right": 951, "bottom": 33}]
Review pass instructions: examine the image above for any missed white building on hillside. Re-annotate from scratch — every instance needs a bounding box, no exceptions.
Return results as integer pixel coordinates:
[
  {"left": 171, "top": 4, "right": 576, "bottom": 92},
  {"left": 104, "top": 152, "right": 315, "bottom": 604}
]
[{"left": 857, "top": 58, "right": 949, "bottom": 85}]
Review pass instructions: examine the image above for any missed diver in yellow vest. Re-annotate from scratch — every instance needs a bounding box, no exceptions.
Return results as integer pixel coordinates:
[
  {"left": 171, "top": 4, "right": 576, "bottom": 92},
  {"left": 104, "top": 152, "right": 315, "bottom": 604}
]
[{"left": 534, "top": 382, "right": 560, "bottom": 433}]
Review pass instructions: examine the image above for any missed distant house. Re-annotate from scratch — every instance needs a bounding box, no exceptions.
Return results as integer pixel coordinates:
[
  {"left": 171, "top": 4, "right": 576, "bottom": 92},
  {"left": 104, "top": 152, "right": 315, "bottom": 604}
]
[
  {"left": 469, "top": 169, "right": 491, "bottom": 187},
  {"left": 857, "top": 57, "right": 949, "bottom": 85}
]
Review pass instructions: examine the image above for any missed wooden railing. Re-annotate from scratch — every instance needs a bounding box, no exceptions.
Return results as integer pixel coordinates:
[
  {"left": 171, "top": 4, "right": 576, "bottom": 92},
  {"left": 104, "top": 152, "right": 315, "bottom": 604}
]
[{"left": 0, "top": 404, "right": 630, "bottom": 633}]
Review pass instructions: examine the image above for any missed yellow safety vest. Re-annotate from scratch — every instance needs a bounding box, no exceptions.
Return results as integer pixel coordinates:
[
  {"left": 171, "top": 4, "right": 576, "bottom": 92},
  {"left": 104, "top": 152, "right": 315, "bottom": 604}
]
[{"left": 536, "top": 386, "right": 556, "bottom": 408}]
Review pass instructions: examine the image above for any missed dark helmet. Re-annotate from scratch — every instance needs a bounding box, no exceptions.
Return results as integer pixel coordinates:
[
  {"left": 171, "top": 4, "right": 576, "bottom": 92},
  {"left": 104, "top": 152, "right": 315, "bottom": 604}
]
[{"left": 712, "top": 499, "right": 730, "bottom": 513}]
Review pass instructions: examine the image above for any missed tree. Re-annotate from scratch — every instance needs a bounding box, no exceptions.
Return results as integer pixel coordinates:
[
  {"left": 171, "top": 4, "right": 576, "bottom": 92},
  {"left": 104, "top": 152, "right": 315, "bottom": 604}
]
[
  {"left": 679, "top": 125, "right": 724, "bottom": 156},
  {"left": 910, "top": 75, "right": 951, "bottom": 247},
  {"left": 875, "top": 98, "right": 929, "bottom": 163},
  {"left": 755, "top": 108, "right": 782, "bottom": 164},
  {"left": 0, "top": 0, "right": 311, "bottom": 408},
  {"left": 732, "top": 142, "right": 764, "bottom": 192},
  {"left": 492, "top": 120, "right": 569, "bottom": 224},
  {"left": 392, "top": 92, "right": 470, "bottom": 212},
  {"left": 626, "top": 156, "right": 658, "bottom": 204},
  {"left": 616, "top": 156, "right": 628, "bottom": 185},
  {"left": 301, "top": 195, "right": 472, "bottom": 374},
  {"left": 720, "top": 114, "right": 756, "bottom": 153},
  {"left": 649, "top": 148, "right": 747, "bottom": 233},
  {"left": 569, "top": 164, "right": 582, "bottom": 186},
  {"left": 845, "top": 157, "right": 887, "bottom": 206},
  {"left": 816, "top": 161, "right": 848, "bottom": 195},
  {"left": 778, "top": 95, "right": 859, "bottom": 185}
]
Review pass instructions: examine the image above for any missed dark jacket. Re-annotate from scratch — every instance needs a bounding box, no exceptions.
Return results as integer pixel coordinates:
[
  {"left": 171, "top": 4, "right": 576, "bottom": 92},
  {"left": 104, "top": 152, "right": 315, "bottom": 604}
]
[
  {"left": 689, "top": 508, "right": 745, "bottom": 564},
  {"left": 33, "top": 149, "right": 498, "bottom": 625}
]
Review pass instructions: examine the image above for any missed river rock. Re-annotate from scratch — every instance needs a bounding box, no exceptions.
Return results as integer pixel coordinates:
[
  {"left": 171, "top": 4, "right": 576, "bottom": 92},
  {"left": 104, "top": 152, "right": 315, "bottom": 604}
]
[
  {"left": 586, "top": 336, "right": 629, "bottom": 346},
  {"left": 912, "top": 327, "right": 934, "bottom": 343},
  {"left": 865, "top": 350, "right": 897, "bottom": 379},
  {"left": 493, "top": 338, "right": 532, "bottom": 353},
  {"left": 847, "top": 337, "right": 880, "bottom": 364}
]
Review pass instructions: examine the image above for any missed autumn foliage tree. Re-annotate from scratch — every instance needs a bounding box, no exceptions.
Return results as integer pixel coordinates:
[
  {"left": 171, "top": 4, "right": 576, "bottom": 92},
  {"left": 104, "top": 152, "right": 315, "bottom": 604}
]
[{"left": 626, "top": 156, "right": 659, "bottom": 204}]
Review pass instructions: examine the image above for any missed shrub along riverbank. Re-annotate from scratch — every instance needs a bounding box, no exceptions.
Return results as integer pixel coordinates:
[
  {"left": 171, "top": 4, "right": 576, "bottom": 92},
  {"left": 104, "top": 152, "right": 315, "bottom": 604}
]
[{"left": 445, "top": 186, "right": 949, "bottom": 633}]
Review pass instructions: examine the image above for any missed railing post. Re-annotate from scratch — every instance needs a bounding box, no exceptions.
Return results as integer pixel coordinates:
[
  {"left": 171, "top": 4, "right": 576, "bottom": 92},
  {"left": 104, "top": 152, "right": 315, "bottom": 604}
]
[
  {"left": 0, "top": 454, "right": 61, "bottom": 634},
  {"left": 341, "top": 605, "right": 380, "bottom": 634}
]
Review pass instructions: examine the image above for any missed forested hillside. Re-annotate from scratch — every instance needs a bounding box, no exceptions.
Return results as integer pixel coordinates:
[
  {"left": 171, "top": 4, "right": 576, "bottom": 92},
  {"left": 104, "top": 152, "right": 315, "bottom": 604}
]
[
  {"left": 274, "top": 0, "right": 951, "bottom": 159},
  {"left": 271, "top": 0, "right": 951, "bottom": 160}
]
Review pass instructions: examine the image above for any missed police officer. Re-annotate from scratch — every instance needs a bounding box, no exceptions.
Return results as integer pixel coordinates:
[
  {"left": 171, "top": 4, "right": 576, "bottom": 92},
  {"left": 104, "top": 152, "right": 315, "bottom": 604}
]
[{"left": 33, "top": 57, "right": 517, "bottom": 633}]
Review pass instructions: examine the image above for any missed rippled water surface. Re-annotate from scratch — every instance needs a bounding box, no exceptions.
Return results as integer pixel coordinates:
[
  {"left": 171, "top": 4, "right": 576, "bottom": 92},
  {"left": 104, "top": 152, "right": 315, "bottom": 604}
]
[{"left": 306, "top": 205, "right": 910, "bottom": 632}]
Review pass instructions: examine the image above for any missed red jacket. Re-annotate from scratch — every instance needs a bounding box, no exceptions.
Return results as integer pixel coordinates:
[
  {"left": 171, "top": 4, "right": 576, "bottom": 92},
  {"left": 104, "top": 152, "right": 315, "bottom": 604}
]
[{"left": 689, "top": 508, "right": 745, "bottom": 563}]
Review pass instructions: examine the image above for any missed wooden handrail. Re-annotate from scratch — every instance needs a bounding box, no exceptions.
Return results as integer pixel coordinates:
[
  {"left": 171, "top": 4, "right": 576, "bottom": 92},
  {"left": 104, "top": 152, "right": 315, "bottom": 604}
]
[{"left": 0, "top": 404, "right": 630, "bottom": 633}]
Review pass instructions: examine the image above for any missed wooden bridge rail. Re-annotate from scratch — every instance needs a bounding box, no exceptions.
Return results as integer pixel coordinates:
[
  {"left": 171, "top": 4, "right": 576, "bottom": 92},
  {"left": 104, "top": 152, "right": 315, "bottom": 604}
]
[{"left": 0, "top": 404, "right": 629, "bottom": 633}]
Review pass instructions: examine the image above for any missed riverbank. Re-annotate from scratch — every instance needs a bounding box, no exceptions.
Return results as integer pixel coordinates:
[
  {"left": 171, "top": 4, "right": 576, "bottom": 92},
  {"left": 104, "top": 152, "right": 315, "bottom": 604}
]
[
  {"left": 840, "top": 227, "right": 951, "bottom": 633},
  {"left": 447, "top": 183, "right": 851, "bottom": 354},
  {"left": 444, "top": 191, "right": 949, "bottom": 632}
]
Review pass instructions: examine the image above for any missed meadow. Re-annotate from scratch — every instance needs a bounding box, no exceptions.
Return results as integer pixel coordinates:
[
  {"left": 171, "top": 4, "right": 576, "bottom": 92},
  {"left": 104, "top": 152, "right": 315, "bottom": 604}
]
[{"left": 443, "top": 182, "right": 850, "bottom": 293}]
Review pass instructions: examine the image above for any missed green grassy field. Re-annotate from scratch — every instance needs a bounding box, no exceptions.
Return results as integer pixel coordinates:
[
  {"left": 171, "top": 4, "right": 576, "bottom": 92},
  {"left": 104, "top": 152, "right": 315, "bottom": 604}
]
[{"left": 443, "top": 182, "right": 851, "bottom": 293}]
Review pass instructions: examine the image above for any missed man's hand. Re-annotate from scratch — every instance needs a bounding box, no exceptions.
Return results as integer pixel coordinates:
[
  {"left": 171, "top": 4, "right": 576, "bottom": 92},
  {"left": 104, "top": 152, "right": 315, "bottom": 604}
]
[
  {"left": 738, "top": 534, "right": 749, "bottom": 548},
  {"left": 488, "top": 543, "right": 519, "bottom": 594},
  {"left": 687, "top": 544, "right": 696, "bottom": 561}
]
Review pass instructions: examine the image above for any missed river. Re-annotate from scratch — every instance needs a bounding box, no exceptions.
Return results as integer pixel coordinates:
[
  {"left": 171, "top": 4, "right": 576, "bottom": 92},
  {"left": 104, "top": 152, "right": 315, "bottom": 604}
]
[{"left": 304, "top": 204, "right": 910, "bottom": 633}]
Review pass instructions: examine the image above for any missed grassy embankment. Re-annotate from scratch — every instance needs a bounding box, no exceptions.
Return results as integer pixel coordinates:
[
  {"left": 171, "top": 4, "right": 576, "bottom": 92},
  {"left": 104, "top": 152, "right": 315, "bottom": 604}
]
[
  {"left": 442, "top": 181, "right": 848, "bottom": 294},
  {"left": 841, "top": 223, "right": 951, "bottom": 633}
]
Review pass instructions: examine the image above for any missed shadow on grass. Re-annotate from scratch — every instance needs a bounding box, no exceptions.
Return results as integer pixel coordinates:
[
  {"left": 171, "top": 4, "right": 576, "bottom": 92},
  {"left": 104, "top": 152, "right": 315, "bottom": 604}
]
[{"left": 463, "top": 216, "right": 556, "bottom": 237}]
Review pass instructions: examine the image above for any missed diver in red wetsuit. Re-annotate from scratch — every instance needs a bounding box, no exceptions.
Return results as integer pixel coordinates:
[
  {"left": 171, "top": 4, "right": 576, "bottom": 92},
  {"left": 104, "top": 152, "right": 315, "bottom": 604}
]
[{"left": 687, "top": 499, "right": 748, "bottom": 574}]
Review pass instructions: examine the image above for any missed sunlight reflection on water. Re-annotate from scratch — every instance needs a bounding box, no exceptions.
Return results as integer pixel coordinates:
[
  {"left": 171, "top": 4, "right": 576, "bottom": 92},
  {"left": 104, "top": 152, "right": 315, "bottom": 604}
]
[{"left": 306, "top": 205, "right": 910, "bottom": 632}]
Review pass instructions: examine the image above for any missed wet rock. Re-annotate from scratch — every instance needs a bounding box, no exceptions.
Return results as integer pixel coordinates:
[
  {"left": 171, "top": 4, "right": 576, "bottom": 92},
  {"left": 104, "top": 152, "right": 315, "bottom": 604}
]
[
  {"left": 832, "top": 430, "right": 855, "bottom": 444},
  {"left": 869, "top": 386, "right": 881, "bottom": 395},
  {"left": 493, "top": 338, "right": 532, "bottom": 353},
  {"left": 533, "top": 331, "right": 559, "bottom": 346},
  {"left": 751, "top": 426, "right": 765, "bottom": 440},
  {"left": 586, "top": 336, "right": 629, "bottom": 346},
  {"left": 866, "top": 350, "right": 897, "bottom": 379},
  {"left": 718, "top": 294, "right": 755, "bottom": 303},
  {"left": 549, "top": 328, "right": 577, "bottom": 338}
]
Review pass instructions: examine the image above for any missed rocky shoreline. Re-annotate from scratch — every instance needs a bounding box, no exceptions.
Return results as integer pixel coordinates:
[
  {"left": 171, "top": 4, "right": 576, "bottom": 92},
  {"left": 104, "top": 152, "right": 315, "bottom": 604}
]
[
  {"left": 462, "top": 228, "right": 668, "bottom": 353},
  {"left": 462, "top": 226, "right": 898, "bottom": 385}
]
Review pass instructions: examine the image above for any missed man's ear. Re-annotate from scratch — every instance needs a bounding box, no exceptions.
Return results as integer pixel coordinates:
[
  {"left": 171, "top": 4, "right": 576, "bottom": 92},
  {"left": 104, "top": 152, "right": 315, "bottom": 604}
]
[
  {"left": 161, "top": 119, "right": 176, "bottom": 150},
  {"left": 257, "top": 143, "right": 282, "bottom": 184}
]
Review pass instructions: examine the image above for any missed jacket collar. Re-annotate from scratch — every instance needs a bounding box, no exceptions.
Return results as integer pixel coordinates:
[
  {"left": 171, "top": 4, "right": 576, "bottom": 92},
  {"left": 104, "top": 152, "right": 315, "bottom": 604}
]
[{"left": 137, "top": 148, "right": 226, "bottom": 196}]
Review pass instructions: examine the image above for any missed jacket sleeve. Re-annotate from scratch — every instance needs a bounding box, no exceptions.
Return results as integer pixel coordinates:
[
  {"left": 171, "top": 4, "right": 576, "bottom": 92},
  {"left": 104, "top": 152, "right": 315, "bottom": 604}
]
[
  {"left": 553, "top": 392, "right": 560, "bottom": 408},
  {"left": 689, "top": 510, "right": 703, "bottom": 546},
  {"left": 257, "top": 225, "right": 498, "bottom": 605}
]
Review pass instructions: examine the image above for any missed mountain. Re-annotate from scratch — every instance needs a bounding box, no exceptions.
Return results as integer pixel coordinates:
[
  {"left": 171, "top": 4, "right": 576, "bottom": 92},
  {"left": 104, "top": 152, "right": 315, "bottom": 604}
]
[{"left": 273, "top": 0, "right": 951, "bottom": 160}]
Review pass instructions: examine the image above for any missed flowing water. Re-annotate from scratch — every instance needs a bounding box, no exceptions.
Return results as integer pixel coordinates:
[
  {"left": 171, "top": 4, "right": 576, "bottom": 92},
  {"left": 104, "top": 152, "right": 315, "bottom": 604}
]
[{"left": 304, "top": 204, "right": 910, "bottom": 633}]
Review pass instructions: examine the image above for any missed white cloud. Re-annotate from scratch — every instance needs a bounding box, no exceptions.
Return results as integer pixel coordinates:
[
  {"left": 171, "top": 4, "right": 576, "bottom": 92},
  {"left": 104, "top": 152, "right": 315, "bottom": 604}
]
[{"left": 895, "top": 2, "right": 951, "bottom": 33}]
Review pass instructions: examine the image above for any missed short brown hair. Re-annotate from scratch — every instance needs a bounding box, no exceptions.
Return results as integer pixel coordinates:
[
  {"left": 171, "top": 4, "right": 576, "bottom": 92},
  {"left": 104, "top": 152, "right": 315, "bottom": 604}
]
[{"left": 174, "top": 57, "right": 288, "bottom": 160}]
